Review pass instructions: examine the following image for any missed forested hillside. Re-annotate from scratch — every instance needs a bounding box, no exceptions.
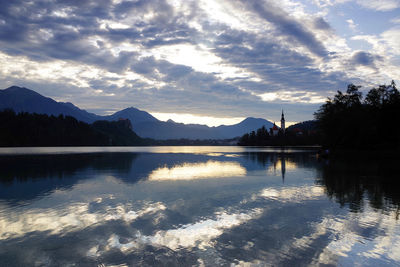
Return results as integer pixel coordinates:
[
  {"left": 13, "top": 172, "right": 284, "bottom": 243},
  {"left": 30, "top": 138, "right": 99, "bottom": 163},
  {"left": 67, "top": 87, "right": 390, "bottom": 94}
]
[{"left": 0, "top": 110, "right": 146, "bottom": 146}]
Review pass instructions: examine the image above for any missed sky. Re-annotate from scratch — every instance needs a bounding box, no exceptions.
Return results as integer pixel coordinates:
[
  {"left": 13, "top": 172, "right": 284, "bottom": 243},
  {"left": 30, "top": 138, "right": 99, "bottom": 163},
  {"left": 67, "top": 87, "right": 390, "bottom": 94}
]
[{"left": 0, "top": 0, "right": 399, "bottom": 126}]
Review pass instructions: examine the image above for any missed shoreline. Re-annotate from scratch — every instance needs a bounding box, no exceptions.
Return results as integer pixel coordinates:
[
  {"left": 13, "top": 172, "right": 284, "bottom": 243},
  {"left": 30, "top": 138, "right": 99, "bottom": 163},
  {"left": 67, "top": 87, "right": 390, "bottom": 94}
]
[{"left": 320, "top": 148, "right": 400, "bottom": 159}]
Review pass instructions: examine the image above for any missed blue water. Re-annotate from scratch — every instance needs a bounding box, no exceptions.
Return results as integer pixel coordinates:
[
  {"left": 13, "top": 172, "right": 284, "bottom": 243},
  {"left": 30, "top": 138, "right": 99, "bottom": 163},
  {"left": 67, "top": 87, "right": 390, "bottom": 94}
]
[{"left": 0, "top": 146, "right": 399, "bottom": 266}]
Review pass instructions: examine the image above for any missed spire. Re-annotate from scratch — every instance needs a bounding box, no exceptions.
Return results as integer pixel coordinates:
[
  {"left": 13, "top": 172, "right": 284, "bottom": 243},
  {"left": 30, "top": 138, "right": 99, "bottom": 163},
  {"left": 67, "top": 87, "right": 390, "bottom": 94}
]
[{"left": 281, "top": 109, "right": 285, "bottom": 121}]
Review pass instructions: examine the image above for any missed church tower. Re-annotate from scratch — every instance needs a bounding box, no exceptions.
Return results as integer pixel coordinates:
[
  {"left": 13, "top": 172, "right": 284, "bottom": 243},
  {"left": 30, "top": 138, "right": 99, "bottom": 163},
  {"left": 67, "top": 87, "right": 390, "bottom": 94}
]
[{"left": 280, "top": 110, "right": 285, "bottom": 133}]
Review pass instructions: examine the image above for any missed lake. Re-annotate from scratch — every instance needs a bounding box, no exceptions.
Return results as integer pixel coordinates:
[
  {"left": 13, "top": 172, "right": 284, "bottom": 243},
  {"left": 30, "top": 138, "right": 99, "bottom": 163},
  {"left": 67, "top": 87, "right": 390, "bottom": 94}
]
[{"left": 0, "top": 146, "right": 399, "bottom": 266}]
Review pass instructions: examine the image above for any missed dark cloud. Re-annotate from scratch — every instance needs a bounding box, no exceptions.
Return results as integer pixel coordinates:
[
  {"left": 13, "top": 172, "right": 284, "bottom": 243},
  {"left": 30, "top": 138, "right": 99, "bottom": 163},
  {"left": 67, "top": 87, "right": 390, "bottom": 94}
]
[
  {"left": 351, "top": 51, "right": 381, "bottom": 67},
  {"left": 0, "top": 0, "right": 196, "bottom": 71},
  {"left": 0, "top": 0, "right": 356, "bottom": 122},
  {"left": 313, "top": 17, "right": 332, "bottom": 31},
  {"left": 103, "top": 28, "right": 142, "bottom": 42},
  {"left": 242, "top": 0, "right": 328, "bottom": 58},
  {"left": 208, "top": 27, "right": 345, "bottom": 95}
]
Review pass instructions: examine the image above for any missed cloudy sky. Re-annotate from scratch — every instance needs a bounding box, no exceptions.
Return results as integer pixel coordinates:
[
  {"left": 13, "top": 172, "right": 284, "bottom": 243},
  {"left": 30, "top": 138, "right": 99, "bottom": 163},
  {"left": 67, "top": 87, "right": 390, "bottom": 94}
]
[{"left": 0, "top": 0, "right": 399, "bottom": 126}]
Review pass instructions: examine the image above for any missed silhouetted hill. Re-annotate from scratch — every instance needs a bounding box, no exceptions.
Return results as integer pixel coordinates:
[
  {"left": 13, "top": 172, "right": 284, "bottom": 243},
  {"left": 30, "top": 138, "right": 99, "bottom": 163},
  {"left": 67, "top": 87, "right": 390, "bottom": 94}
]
[
  {"left": 0, "top": 110, "right": 145, "bottom": 146},
  {"left": 216, "top": 117, "right": 274, "bottom": 138},
  {"left": 92, "top": 119, "right": 146, "bottom": 145},
  {"left": 107, "top": 107, "right": 159, "bottom": 124},
  {"left": 0, "top": 110, "right": 106, "bottom": 146},
  {"left": 0, "top": 86, "right": 101, "bottom": 122},
  {"left": 130, "top": 118, "right": 274, "bottom": 140},
  {"left": 287, "top": 120, "right": 317, "bottom": 132},
  {"left": 0, "top": 86, "right": 274, "bottom": 140},
  {"left": 132, "top": 120, "right": 218, "bottom": 139}
]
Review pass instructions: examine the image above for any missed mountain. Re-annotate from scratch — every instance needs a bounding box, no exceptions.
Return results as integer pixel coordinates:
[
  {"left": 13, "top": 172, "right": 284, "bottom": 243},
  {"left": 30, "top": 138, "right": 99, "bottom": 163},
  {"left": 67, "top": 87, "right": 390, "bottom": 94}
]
[
  {"left": 0, "top": 86, "right": 274, "bottom": 140},
  {"left": 216, "top": 117, "right": 274, "bottom": 138},
  {"left": 0, "top": 86, "right": 101, "bottom": 123},
  {"left": 114, "top": 117, "right": 274, "bottom": 140},
  {"left": 132, "top": 120, "right": 219, "bottom": 139},
  {"left": 0, "top": 109, "right": 145, "bottom": 146},
  {"left": 92, "top": 119, "right": 145, "bottom": 145},
  {"left": 106, "top": 107, "right": 159, "bottom": 124},
  {"left": 287, "top": 120, "right": 317, "bottom": 132}
]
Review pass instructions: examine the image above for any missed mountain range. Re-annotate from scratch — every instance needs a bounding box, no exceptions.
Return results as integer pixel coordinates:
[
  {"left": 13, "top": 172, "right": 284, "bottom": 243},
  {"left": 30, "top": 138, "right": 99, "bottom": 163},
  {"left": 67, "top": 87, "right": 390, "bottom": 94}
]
[{"left": 0, "top": 86, "right": 274, "bottom": 140}]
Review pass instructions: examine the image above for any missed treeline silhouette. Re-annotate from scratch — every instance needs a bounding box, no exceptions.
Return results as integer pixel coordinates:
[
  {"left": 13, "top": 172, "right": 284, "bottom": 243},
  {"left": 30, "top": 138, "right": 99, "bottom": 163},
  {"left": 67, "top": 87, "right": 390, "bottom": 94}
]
[
  {"left": 238, "top": 124, "right": 321, "bottom": 146},
  {"left": 92, "top": 120, "right": 145, "bottom": 145},
  {"left": 0, "top": 109, "right": 146, "bottom": 146},
  {"left": 239, "top": 80, "right": 400, "bottom": 149},
  {"left": 314, "top": 81, "right": 400, "bottom": 150}
]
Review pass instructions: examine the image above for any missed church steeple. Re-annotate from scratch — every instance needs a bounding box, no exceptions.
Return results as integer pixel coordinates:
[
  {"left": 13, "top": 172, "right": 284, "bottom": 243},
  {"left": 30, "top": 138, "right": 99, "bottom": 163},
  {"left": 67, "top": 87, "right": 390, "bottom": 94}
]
[{"left": 280, "top": 110, "right": 285, "bottom": 133}]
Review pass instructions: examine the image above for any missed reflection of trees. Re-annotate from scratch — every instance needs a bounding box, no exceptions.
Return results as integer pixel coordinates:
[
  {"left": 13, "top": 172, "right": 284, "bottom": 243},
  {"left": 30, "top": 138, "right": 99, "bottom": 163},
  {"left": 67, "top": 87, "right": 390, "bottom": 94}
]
[
  {"left": 243, "top": 151, "right": 318, "bottom": 181},
  {"left": 243, "top": 152, "right": 274, "bottom": 166},
  {"left": 0, "top": 151, "right": 323, "bottom": 202},
  {"left": 0, "top": 153, "right": 138, "bottom": 202},
  {"left": 316, "top": 158, "right": 400, "bottom": 213},
  {"left": 243, "top": 151, "right": 316, "bottom": 169},
  {"left": 0, "top": 153, "right": 137, "bottom": 184}
]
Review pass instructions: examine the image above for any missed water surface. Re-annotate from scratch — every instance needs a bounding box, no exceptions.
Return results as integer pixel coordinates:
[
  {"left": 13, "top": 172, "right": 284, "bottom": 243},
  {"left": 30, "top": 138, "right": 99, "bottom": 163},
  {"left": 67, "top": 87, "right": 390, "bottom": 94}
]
[{"left": 0, "top": 146, "right": 399, "bottom": 266}]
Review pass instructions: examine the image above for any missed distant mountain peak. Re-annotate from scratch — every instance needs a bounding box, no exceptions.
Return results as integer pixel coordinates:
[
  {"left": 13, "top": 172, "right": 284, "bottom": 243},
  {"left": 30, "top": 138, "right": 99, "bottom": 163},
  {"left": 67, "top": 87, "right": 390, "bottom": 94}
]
[
  {"left": 124, "top": 107, "right": 139, "bottom": 111},
  {"left": 108, "top": 106, "right": 159, "bottom": 124},
  {"left": 1, "top": 85, "right": 101, "bottom": 123},
  {"left": 6, "top": 85, "right": 26, "bottom": 89},
  {"left": 1, "top": 85, "right": 276, "bottom": 140},
  {"left": 4, "top": 86, "right": 37, "bottom": 94},
  {"left": 242, "top": 117, "right": 266, "bottom": 121},
  {"left": 239, "top": 117, "right": 272, "bottom": 126},
  {"left": 6, "top": 85, "right": 22, "bottom": 90}
]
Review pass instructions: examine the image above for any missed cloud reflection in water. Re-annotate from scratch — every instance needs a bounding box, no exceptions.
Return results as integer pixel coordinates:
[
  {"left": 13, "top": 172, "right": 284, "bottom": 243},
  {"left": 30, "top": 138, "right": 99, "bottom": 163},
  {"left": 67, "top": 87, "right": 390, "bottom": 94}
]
[
  {"left": 103, "top": 208, "right": 263, "bottom": 256},
  {"left": 95, "top": 185, "right": 328, "bottom": 258},
  {"left": 0, "top": 195, "right": 166, "bottom": 241},
  {"left": 1, "top": 150, "right": 400, "bottom": 266},
  {"left": 148, "top": 160, "right": 246, "bottom": 181}
]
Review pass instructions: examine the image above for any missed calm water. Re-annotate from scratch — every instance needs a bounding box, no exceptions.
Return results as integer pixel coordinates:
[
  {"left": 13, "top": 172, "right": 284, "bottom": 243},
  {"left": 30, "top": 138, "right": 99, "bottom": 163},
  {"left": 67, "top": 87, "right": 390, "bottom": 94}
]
[{"left": 0, "top": 146, "right": 399, "bottom": 266}]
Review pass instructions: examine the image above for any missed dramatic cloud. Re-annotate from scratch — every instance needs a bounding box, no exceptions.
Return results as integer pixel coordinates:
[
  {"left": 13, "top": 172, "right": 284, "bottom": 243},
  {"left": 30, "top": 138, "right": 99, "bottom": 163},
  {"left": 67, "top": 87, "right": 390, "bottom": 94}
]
[
  {"left": 314, "top": 17, "right": 333, "bottom": 31},
  {"left": 351, "top": 51, "right": 381, "bottom": 68},
  {"left": 0, "top": 0, "right": 399, "bottom": 124},
  {"left": 241, "top": 0, "right": 328, "bottom": 58}
]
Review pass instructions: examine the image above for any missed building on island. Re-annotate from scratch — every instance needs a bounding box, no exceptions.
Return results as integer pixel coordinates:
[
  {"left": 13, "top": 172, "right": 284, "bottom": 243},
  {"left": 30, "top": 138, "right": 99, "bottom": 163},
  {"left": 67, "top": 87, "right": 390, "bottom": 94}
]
[
  {"left": 271, "top": 122, "right": 279, "bottom": 136},
  {"left": 270, "top": 110, "right": 285, "bottom": 136}
]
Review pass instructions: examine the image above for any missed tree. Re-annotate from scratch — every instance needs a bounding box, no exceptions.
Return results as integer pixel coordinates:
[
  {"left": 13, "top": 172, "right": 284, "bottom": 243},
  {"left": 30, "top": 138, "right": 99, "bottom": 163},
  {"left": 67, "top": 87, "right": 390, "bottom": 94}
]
[{"left": 314, "top": 81, "right": 400, "bottom": 150}]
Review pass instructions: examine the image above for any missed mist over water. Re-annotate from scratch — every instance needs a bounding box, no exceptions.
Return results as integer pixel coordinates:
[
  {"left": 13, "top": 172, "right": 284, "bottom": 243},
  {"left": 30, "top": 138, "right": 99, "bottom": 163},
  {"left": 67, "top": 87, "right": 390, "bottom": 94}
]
[{"left": 0, "top": 147, "right": 399, "bottom": 266}]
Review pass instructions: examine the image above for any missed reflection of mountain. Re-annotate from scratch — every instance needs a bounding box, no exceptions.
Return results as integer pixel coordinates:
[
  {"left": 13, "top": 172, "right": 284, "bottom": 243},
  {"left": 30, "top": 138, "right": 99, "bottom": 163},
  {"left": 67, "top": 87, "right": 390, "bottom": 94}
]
[
  {"left": 2, "top": 150, "right": 400, "bottom": 266},
  {"left": 316, "top": 158, "right": 400, "bottom": 212},
  {"left": 0, "top": 151, "right": 299, "bottom": 202},
  {"left": 5, "top": 151, "right": 399, "bottom": 212},
  {"left": 0, "top": 153, "right": 137, "bottom": 202}
]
